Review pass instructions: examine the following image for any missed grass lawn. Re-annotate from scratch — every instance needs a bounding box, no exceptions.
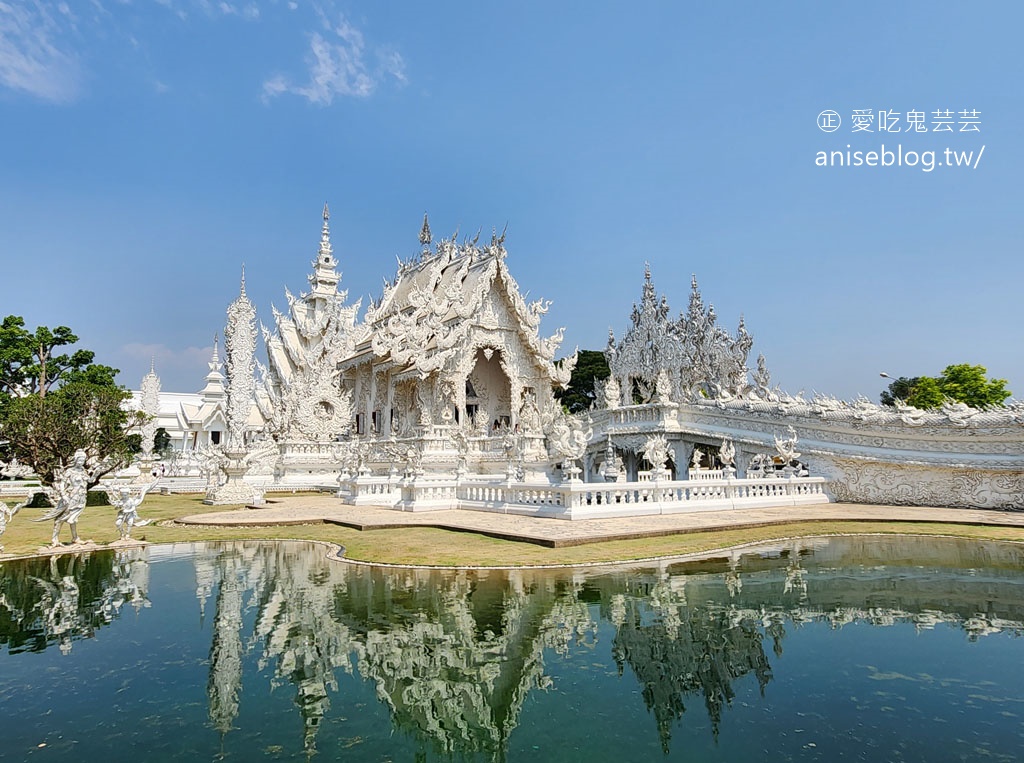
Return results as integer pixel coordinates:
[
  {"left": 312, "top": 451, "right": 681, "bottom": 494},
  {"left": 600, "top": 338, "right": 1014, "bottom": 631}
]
[{"left": 3, "top": 492, "right": 1024, "bottom": 567}]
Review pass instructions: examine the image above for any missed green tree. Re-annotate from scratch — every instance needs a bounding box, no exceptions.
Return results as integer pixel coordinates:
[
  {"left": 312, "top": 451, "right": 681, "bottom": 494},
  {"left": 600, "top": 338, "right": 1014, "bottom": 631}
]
[
  {"left": 154, "top": 427, "right": 172, "bottom": 457},
  {"left": 879, "top": 376, "right": 921, "bottom": 406},
  {"left": 880, "top": 364, "right": 1011, "bottom": 410},
  {"left": 554, "top": 350, "right": 610, "bottom": 413},
  {"left": 0, "top": 317, "right": 146, "bottom": 486},
  {"left": 935, "top": 364, "right": 1011, "bottom": 408},
  {"left": 905, "top": 376, "right": 945, "bottom": 409},
  {"left": 0, "top": 315, "right": 96, "bottom": 398}
]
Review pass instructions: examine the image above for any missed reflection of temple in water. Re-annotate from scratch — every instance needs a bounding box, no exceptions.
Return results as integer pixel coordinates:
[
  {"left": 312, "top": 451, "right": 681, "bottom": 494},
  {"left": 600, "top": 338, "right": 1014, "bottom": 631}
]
[
  {"left": 334, "top": 567, "right": 596, "bottom": 760},
  {"left": 608, "top": 573, "right": 772, "bottom": 752},
  {"left": 0, "top": 549, "right": 149, "bottom": 655},
  {"left": 189, "top": 536, "right": 1024, "bottom": 757},
  {"left": 197, "top": 542, "right": 596, "bottom": 759}
]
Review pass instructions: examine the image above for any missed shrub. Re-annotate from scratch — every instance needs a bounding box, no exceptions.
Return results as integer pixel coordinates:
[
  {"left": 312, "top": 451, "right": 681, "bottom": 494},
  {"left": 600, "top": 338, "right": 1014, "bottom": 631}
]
[{"left": 25, "top": 489, "right": 110, "bottom": 508}]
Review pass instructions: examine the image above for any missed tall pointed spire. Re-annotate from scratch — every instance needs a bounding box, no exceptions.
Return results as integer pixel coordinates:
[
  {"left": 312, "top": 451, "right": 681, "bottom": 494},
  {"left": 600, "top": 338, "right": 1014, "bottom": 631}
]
[
  {"left": 201, "top": 333, "right": 226, "bottom": 402},
  {"left": 319, "top": 202, "right": 332, "bottom": 260},
  {"left": 418, "top": 212, "right": 432, "bottom": 250},
  {"left": 309, "top": 202, "right": 341, "bottom": 300},
  {"left": 209, "top": 333, "right": 221, "bottom": 373},
  {"left": 240, "top": 264, "right": 247, "bottom": 295}
]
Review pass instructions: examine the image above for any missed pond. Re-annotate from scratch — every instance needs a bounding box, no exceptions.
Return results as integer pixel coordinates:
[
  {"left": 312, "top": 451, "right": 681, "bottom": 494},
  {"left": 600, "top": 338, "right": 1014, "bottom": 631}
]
[{"left": 2, "top": 536, "right": 1023, "bottom": 762}]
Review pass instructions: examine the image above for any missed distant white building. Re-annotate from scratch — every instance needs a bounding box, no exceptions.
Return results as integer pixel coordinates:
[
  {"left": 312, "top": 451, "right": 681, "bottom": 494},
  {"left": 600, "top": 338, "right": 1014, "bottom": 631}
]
[{"left": 128, "top": 338, "right": 229, "bottom": 452}]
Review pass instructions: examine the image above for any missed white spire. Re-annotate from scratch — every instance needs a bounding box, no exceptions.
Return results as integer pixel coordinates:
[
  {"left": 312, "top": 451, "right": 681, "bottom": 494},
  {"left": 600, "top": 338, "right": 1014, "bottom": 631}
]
[
  {"left": 201, "top": 333, "right": 226, "bottom": 402},
  {"left": 308, "top": 203, "right": 341, "bottom": 300}
]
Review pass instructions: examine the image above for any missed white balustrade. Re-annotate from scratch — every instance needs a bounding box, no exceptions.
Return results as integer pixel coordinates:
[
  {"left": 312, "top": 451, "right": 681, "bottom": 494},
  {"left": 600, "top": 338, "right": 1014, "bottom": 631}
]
[{"left": 336, "top": 467, "right": 828, "bottom": 519}]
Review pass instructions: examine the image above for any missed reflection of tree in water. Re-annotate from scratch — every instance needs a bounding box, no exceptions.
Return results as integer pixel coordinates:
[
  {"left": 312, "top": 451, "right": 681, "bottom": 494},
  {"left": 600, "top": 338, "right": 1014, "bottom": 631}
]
[
  {"left": 0, "top": 549, "right": 149, "bottom": 655},
  {"left": 610, "top": 574, "right": 772, "bottom": 752}
]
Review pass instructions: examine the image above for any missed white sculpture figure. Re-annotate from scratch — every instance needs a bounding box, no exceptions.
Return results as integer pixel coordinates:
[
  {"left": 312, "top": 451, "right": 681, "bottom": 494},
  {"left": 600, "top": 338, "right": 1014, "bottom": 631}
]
[
  {"left": 654, "top": 370, "right": 673, "bottom": 405},
  {"left": 753, "top": 354, "right": 777, "bottom": 401},
  {"left": 691, "top": 448, "right": 703, "bottom": 470},
  {"left": 110, "top": 480, "right": 160, "bottom": 541},
  {"left": 641, "top": 435, "right": 671, "bottom": 477},
  {"left": 0, "top": 493, "right": 33, "bottom": 552},
  {"left": 37, "top": 449, "right": 99, "bottom": 547},
  {"left": 518, "top": 389, "right": 543, "bottom": 433},
  {"left": 549, "top": 415, "right": 593, "bottom": 480},
  {"left": 599, "top": 375, "right": 621, "bottom": 410},
  {"left": 719, "top": 438, "right": 736, "bottom": 466},
  {"left": 774, "top": 425, "right": 801, "bottom": 464},
  {"left": 719, "top": 438, "right": 736, "bottom": 476},
  {"left": 0, "top": 457, "right": 34, "bottom": 480},
  {"left": 598, "top": 435, "right": 623, "bottom": 482}
]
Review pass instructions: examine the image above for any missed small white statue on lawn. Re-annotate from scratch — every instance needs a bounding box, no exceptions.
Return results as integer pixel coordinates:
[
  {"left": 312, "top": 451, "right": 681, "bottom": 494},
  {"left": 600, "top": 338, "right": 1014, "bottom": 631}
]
[
  {"left": 0, "top": 493, "right": 34, "bottom": 553},
  {"left": 110, "top": 480, "right": 161, "bottom": 541}
]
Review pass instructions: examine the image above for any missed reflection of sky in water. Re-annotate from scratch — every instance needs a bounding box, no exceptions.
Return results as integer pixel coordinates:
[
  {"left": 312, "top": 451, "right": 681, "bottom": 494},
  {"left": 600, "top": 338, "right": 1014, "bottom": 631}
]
[{"left": 1, "top": 536, "right": 1023, "bottom": 761}]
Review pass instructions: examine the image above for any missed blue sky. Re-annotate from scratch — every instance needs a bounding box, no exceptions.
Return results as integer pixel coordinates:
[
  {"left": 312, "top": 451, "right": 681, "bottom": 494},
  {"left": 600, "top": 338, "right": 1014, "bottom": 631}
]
[{"left": 1, "top": 1, "right": 1021, "bottom": 400}]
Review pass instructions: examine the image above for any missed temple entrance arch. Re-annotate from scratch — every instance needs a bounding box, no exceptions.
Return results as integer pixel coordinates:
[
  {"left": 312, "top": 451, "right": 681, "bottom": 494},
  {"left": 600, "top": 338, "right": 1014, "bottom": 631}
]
[{"left": 464, "top": 348, "right": 512, "bottom": 433}]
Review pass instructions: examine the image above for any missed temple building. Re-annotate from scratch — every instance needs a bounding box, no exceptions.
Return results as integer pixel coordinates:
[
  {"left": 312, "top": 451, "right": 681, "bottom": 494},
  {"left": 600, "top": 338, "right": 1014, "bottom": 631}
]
[
  {"left": 256, "top": 206, "right": 576, "bottom": 483},
  {"left": 129, "top": 339, "right": 229, "bottom": 452},
  {"left": 136, "top": 204, "right": 1022, "bottom": 512}
]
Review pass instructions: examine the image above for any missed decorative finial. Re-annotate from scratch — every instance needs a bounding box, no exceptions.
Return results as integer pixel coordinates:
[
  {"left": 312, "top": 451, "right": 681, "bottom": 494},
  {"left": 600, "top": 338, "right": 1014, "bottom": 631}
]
[
  {"left": 240, "top": 264, "right": 247, "bottom": 294},
  {"left": 319, "top": 204, "right": 333, "bottom": 260},
  {"left": 150, "top": 356, "right": 155, "bottom": 374},
  {"left": 208, "top": 333, "right": 221, "bottom": 373},
  {"left": 644, "top": 262, "right": 652, "bottom": 282},
  {"left": 419, "top": 213, "right": 432, "bottom": 248}
]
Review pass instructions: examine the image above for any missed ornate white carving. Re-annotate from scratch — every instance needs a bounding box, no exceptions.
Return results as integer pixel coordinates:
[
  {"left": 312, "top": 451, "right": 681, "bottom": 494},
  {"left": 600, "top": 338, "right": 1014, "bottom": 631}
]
[
  {"left": 260, "top": 205, "right": 359, "bottom": 445},
  {"left": 774, "top": 425, "right": 801, "bottom": 463},
  {"left": 816, "top": 457, "right": 1024, "bottom": 510},
  {"left": 642, "top": 434, "right": 671, "bottom": 476},
  {"left": 138, "top": 360, "right": 161, "bottom": 459},
  {"left": 225, "top": 270, "right": 257, "bottom": 445},
  {"left": 548, "top": 413, "right": 593, "bottom": 479},
  {"left": 719, "top": 437, "right": 736, "bottom": 467},
  {"left": 606, "top": 265, "right": 757, "bottom": 404}
]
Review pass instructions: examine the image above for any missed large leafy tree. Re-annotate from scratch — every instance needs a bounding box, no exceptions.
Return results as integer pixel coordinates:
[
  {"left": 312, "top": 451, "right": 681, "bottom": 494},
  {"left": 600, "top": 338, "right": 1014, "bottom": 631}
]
[
  {"left": 555, "top": 350, "right": 611, "bottom": 413},
  {"left": 0, "top": 316, "right": 145, "bottom": 487},
  {"left": 880, "top": 364, "right": 1011, "bottom": 410},
  {"left": 0, "top": 315, "right": 97, "bottom": 398}
]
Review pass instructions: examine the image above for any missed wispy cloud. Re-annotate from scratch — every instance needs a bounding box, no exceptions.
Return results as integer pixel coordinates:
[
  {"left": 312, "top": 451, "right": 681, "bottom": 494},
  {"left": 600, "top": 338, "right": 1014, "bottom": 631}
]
[
  {"left": 262, "top": 12, "right": 405, "bottom": 105},
  {"left": 0, "top": 0, "right": 82, "bottom": 102}
]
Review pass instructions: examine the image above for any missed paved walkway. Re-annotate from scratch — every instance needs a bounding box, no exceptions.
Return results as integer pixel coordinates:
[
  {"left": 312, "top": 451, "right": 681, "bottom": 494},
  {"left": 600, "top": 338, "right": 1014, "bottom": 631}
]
[{"left": 178, "top": 497, "right": 1024, "bottom": 548}]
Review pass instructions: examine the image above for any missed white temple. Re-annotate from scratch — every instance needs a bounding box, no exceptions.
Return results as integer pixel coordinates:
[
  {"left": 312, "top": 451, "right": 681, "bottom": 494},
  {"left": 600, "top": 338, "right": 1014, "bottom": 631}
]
[
  {"left": 136, "top": 205, "right": 1024, "bottom": 512},
  {"left": 128, "top": 339, "right": 229, "bottom": 452}
]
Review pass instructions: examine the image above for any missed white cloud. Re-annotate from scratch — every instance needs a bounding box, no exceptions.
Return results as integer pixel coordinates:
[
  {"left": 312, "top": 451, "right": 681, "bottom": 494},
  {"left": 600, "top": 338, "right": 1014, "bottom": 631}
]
[
  {"left": 262, "top": 12, "right": 405, "bottom": 105},
  {"left": 0, "top": 0, "right": 82, "bottom": 101}
]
